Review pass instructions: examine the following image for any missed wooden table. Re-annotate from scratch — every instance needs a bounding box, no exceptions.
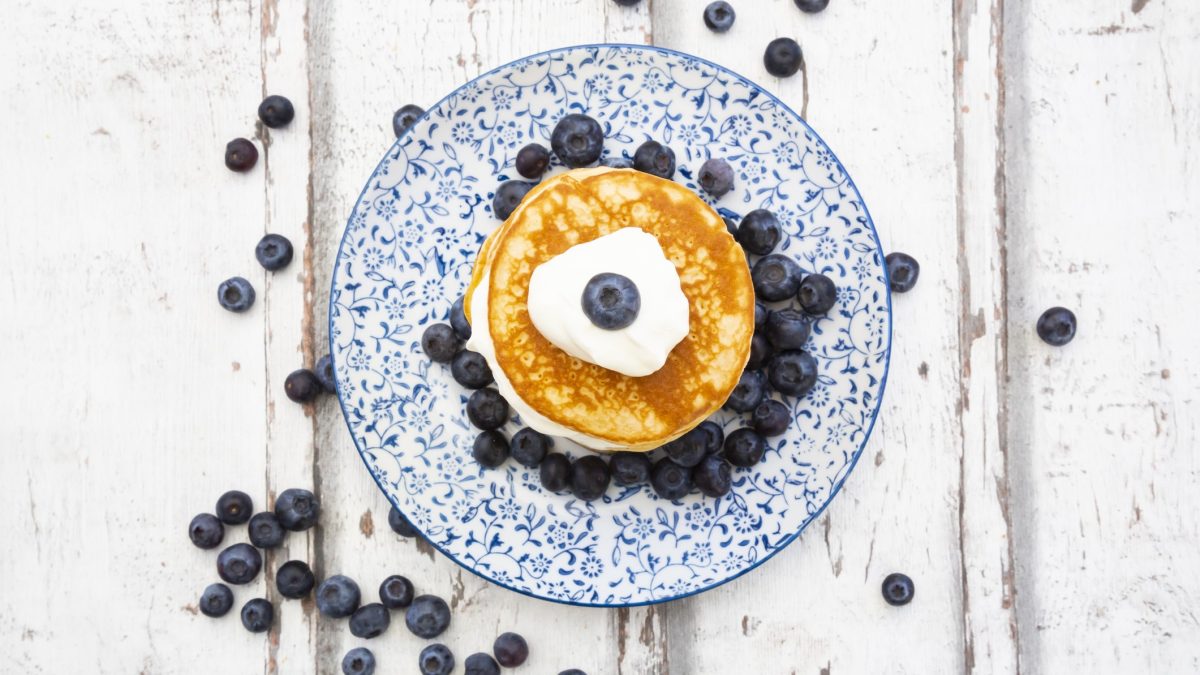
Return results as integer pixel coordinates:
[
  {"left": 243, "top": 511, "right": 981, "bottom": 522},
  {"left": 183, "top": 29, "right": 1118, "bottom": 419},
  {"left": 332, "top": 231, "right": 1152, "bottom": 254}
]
[{"left": 2, "top": 1, "right": 1197, "bottom": 672}]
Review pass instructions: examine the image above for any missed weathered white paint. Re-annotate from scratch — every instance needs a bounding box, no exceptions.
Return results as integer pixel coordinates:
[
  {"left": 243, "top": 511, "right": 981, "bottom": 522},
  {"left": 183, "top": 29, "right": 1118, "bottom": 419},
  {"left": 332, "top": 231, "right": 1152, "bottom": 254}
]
[{"left": 1, "top": 0, "right": 1198, "bottom": 673}]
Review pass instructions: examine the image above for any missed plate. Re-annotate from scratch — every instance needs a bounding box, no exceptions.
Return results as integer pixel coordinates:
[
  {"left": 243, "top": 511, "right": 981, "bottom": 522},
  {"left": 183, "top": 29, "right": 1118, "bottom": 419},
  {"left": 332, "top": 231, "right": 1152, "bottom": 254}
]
[{"left": 330, "top": 44, "right": 891, "bottom": 607}]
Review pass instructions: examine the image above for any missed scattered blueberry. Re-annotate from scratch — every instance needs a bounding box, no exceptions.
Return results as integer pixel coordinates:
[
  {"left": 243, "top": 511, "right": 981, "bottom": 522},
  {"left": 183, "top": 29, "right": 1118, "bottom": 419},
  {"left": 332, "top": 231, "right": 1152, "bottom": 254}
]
[
  {"left": 472, "top": 430, "right": 510, "bottom": 468},
  {"left": 258, "top": 94, "right": 295, "bottom": 128},
  {"left": 610, "top": 452, "right": 652, "bottom": 486},
  {"left": 723, "top": 428, "right": 766, "bottom": 467},
  {"left": 510, "top": 427, "right": 551, "bottom": 468},
  {"left": 450, "top": 295, "right": 472, "bottom": 340},
  {"left": 217, "top": 276, "right": 256, "bottom": 312},
  {"left": 349, "top": 603, "right": 391, "bottom": 639},
  {"left": 612, "top": 0, "right": 642, "bottom": 5},
  {"left": 316, "top": 575, "right": 361, "bottom": 619},
  {"left": 747, "top": 333, "right": 773, "bottom": 370},
  {"left": 419, "top": 644, "right": 455, "bottom": 675},
  {"left": 797, "top": 273, "right": 837, "bottom": 314},
  {"left": 539, "top": 453, "right": 572, "bottom": 492},
  {"left": 693, "top": 455, "right": 733, "bottom": 498},
  {"left": 465, "top": 653, "right": 501, "bottom": 675},
  {"left": 703, "top": 1, "right": 736, "bottom": 32},
  {"left": 736, "top": 209, "right": 781, "bottom": 255},
  {"left": 255, "top": 233, "right": 294, "bottom": 271},
  {"left": 698, "top": 420, "right": 725, "bottom": 454},
  {"left": 764, "top": 308, "right": 811, "bottom": 350},
  {"left": 315, "top": 353, "right": 337, "bottom": 393},
  {"left": 570, "top": 456, "right": 611, "bottom": 501},
  {"left": 1037, "top": 307, "right": 1077, "bottom": 346},
  {"left": 882, "top": 572, "right": 915, "bottom": 606},
  {"left": 388, "top": 506, "right": 420, "bottom": 538},
  {"left": 216, "top": 490, "right": 253, "bottom": 525},
  {"left": 421, "top": 323, "right": 461, "bottom": 363},
  {"left": 650, "top": 458, "right": 692, "bottom": 500},
  {"left": 405, "top": 594, "right": 452, "bottom": 639},
  {"left": 559, "top": 671, "right": 588, "bottom": 675},
  {"left": 515, "top": 143, "right": 551, "bottom": 179},
  {"left": 451, "top": 350, "right": 494, "bottom": 389},
  {"left": 284, "top": 369, "right": 322, "bottom": 403},
  {"left": 493, "top": 180, "right": 534, "bottom": 220},
  {"left": 240, "top": 598, "right": 273, "bottom": 633},
  {"left": 752, "top": 254, "right": 803, "bottom": 301},
  {"left": 551, "top": 114, "right": 604, "bottom": 167},
  {"left": 393, "top": 104, "right": 424, "bottom": 137},
  {"left": 248, "top": 511, "right": 285, "bottom": 549},
  {"left": 768, "top": 350, "right": 818, "bottom": 397},
  {"left": 379, "top": 574, "right": 415, "bottom": 609},
  {"left": 724, "top": 370, "right": 766, "bottom": 413},
  {"left": 188, "top": 513, "right": 224, "bottom": 550},
  {"left": 276, "top": 560, "right": 316, "bottom": 599},
  {"left": 793, "top": 0, "right": 829, "bottom": 13},
  {"left": 467, "top": 388, "right": 510, "bottom": 430},
  {"left": 581, "top": 273, "right": 640, "bottom": 329},
  {"left": 603, "top": 155, "right": 634, "bottom": 169},
  {"left": 754, "top": 302, "right": 768, "bottom": 330},
  {"left": 493, "top": 632, "right": 529, "bottom": 667},
  {"left": 724, "top": 216, "right": 738, "bottom": 237},
  {"left": 885, "top": 252, "right": 920, "bottom": 293},
  {"left": 275, "top": 487, "right": 320, "bottom": 531},
  {"left": 342, "top": 647, "right": 376, "bottom": 675},
  {"left": 217, "top": 543, "right": 262, "bottom": 585},
  {"left": 764, "top": 37, "right": 804, "bottom": 77},
  {"left": 697, "top": 157, "right": 735, "bottom": 196},
  {"left": 225, "top": 138, "right": 258, "bottom": 172},
  {"left": 633, "top": 140, "right": 676, "bottom": 179},
  {"left": 199, "top": 582, "right": 234, "bottom": 617},
  {"left": 752, "top": 399, "right": 791, "bottom": 436},
  {"left": 663, "top": 426, "right": 708, "bottom": 468}
]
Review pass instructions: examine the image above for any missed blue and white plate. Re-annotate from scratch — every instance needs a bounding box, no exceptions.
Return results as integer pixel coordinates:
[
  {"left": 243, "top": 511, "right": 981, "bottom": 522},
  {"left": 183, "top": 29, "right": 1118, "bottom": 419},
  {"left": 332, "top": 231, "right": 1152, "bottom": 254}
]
[{"left": 330, "top": 44, "right": 891, "bottom": 607}]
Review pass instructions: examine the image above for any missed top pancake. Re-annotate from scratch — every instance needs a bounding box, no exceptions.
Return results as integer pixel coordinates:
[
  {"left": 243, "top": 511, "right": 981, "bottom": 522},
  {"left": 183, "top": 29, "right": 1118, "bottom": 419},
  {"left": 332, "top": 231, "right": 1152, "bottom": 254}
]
[{"left": 469, "top": 168, "right": 755, "bottom": 450}]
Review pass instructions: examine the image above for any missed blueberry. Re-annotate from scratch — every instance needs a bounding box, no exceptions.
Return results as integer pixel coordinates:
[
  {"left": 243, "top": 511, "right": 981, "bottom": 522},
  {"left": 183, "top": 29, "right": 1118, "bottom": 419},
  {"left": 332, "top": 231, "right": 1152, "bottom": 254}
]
[
  {"left": 723, "top": 428, "right": 766, "bottom": 467},
  {"left": 284, "top": 369, "right": 322, "bottom": 403},
  {"left": 698, "top": 420, "right": 724, "bottom": 454},
  {"left": 316, "top": 574, "right": 361, "bottom": 618},
  {"left": 768, "top": 350, "right": 818, "bottom": 397},
  {"left": 885, "top": 252, "right": 920, "bottom": 293},
  {"left": 752, "top": 254, "right": 803, "bottom": 301},
  {"left": 752, "top": 399, "right": 791, "bottom": 436},
  {"left": 465, "top": 653, "right": 501, "bottom": 675},
  {"left": 723, "top": 216, "right": 738, "bottom": 237},
  {"left": 216, "top": 490, "right": 253, "bottom": 525},
  {"left": 610, "top": 452, "right": 652, "bottom": 486},
  {"left": 764, "top": 308, "right": 811, "bottom": 350},
  {"left": 515, "top": 143, "right": 551, "bottom": 179},
  {"left": 570, "top": 456, "right": 611, "bottom": 501},
  {"left": 798, "top": 273, "right": 837, "bottom": 314},
  {"left": 703, "top": 1, "right": 736, "bottom": 32},
  {"left": 650, "top": 459, "right": 692, "bottom": 500},
  {"left": 693, "top": 455, "right": 733, "bottom": 498},
  {"left": 472, "top": 430, "right": 510, "bottom": 468},
  {"left": 217, "top": 543, "right": 262, "bottom": 585},
  {"left": 199, "top": 583, "right": 234, "bottom": 617},
  {"left": 225, "top": 138, "right": 258, "bottom": 172},
  {"left": 551, "top": 114, "right": 604, "bottom": 167},
  {"left": 581, "top": 272, "right": 640, "bottom": 329},
  {"left": 1037, "top": 307, "right": 1076, "bottom": 346},
  {"left": 393, "top": 104, "right": 424, "bottom": 138},
  {"left": 276, "top": 560, "right": 315, "bottom": 599},
  {"left": 188, "top": 513, "right": 224, "bottom": 549},
  {"left": 379, "top": 574, "right": 415, "bottom": 609},
  {"left": 451, "top": 350, "right": 494, "bottom": 388},
  {"left": 493, "top": 180, "right": 534, "bottom": 220},
  {"left": 794, "top": 0, "right": 829, "bottom": 13},
  {"left": 697, "top": 157, "right": 735, "bottom": 196},
  {"left": 419, "top": 644, "right": 455, "bottom": 675},
  {"left": 421, "top": 323, "right": 460, "bottom": 363},
  {"left": 663, "top": 426, "right": 708, "bottom": 468},
  {"left": 388, "top": 506, "right": 420, "bottom": 537},
  {"left": 724, "top": 370, "right": 766, "bottom": 413},
  {"left": 754, "top": 302, "right": 768, "bottom": 330},
  {"left": 539, "top": 453, "right": 572, "bottom": 492},
  {"left": 315, "top": 354, "right": 337, "bottom": 393},
  {"left": 255, "top": 233, "right": 294, "bottom": 271},
  {"left": 248, "top": 511, "right": 285, "bottom": 549},
  {"left": 559, "top": 671, "right": 588, "bottom": 675},
  {"left": 633, "top": 140, "right": 676, "bottom": 179},
  {"left": 349, "top": 603, "right": 391, "bottom": 639},
  {"left": 467, "top": 388, "right": 510, "bottom": 430},
  {"left": 736, "top": 209, "right": 781, "bottom": 255},
  {"left": 405, "top": 594, "right": 452, "bottom": 639},
  {"left": 747, "top": 333, "right": 773, "bottom": 370},
  {"left": 764, "top": 37, "right": 804, "bottom": 78},
  {"left": 217, "top": 276, "right": 256, "bottom": 312},
  {"left": 240, "top": 598, "right": 273, "bottom": 633},
  {"left": 612, "top": 0, "right": 641, "bottom": 5},
  {"left": 258, "top": 94, "right": 295, "bottom": 128},
  {"left": 275, "top": 487, "right": 320, "bottom": 531},
  {"left": 882, "top": 572, "right": 915, "bottom": 606},
  {"left": 510, "top": 427, "right": 551, "bottom": 467},
  {"left": 493, "top": 632, "right": 529, "bottom": 667},
  {"left": 342, "top": 647, "right": 376, "bottom": 675},
  {"left": 450, "top": 295, "right": 472, "bottom": 340},
  {"left": 603, "top": 156, "right": 634, "bottom": 169}
]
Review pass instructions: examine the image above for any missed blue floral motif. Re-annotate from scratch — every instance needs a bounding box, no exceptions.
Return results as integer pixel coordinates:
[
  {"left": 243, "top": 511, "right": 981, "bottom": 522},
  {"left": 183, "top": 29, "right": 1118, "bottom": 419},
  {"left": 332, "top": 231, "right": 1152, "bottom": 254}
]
[{"left": 330, "top": 45, "right": 891, "bottom": 607}]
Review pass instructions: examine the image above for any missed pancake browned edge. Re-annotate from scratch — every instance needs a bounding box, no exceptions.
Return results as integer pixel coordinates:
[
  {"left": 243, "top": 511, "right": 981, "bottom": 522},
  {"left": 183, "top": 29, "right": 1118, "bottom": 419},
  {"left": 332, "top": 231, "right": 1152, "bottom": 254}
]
[{"left": 467, "top": 168, "right": 755, "bottom": 451}]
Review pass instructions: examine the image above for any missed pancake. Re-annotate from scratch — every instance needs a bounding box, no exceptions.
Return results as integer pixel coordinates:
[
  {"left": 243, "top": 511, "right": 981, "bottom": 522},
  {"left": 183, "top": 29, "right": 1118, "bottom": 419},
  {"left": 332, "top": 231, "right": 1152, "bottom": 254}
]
[{"left": 468, "top": 168, "right": 755, "bottom": 450}]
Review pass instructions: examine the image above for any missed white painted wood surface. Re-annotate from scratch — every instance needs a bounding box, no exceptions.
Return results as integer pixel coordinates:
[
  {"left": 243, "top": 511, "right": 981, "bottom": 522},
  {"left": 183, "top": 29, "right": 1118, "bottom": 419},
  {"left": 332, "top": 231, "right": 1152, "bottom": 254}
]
[{"left": 1, "top": 0, "right": 1197, "bottom": 673}]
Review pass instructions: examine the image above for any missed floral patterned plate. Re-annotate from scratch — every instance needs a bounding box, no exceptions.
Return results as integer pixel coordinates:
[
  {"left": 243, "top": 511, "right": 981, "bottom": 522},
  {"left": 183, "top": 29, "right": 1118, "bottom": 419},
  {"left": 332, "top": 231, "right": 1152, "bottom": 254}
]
[{"left": 330, "top": 44, "right": 891, "bottom": 607}]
